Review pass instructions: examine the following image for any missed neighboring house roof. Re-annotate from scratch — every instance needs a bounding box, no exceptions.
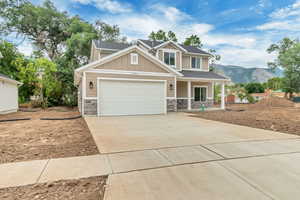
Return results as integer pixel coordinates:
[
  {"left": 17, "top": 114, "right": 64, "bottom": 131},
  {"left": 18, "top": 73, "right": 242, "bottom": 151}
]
[
  {"left": 138, "top": 39, "right": 211, "bottom": 55},
  {"left": 180, "top": 70, "right": 229, "bottom": 81},
  {"left": 93, "top": 40, "right": 132, "bottom": 50},
  {"left": 0, "top": 73, "right": 22, "bottom": 85}
]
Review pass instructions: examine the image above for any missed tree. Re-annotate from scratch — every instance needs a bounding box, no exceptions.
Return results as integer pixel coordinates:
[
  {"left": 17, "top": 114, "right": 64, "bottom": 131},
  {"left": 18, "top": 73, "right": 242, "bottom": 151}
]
[
  {"left": 148, "top": 30, "right": 177, "bottom": 42},
  {"left": 267, "top": 38, "right": 300, "bottom": 98},
  {"left": 245, "top": 83, "right": 265, "bottom": 94},
  {"left": 279, "top": 43, "right": 300, "bottom": 98},
  {"left": 0, "top": 40, "right": 24, "bottom": 79},
  {"left": 17, "top": 58, "right": 61, "bottom": 106},
  {"left": 183, "top": 35, "right": 202, "bottom": 48},
  {"left": 266, "top": 77, "right": 283, "bottom": 90},
  {"left": 1, "top": 0, "right": 124, "bottom": 106}
]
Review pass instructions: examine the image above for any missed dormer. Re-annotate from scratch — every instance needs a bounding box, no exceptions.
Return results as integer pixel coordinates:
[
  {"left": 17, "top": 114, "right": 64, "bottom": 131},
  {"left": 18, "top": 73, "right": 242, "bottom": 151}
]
[{"left": 137, "top": 39, "right": 211, "bottom": 72}]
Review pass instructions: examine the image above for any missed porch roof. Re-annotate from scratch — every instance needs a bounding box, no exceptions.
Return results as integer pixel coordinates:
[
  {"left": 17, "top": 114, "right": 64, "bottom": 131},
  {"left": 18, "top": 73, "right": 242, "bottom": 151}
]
[{"left": 179, "top": 70, "right": 230, "bottom": 81}]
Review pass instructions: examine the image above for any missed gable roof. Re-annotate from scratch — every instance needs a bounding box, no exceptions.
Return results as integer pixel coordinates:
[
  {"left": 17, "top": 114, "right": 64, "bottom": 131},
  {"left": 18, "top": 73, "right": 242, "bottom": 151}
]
[
  {"left": 180, "top": 70, "right": 230, "bottom": 81},
  {"left": 0, "top": 73, "right": 22, "bottom": 85},
  {"left": 138, "top": 39, "right": 211, "bottom": 55},
  {"left": 75, "top": 45, "right": 183, "bottom": 76},
  {"left": 93, "top": 40, "right": 132, "bottom": 51}
]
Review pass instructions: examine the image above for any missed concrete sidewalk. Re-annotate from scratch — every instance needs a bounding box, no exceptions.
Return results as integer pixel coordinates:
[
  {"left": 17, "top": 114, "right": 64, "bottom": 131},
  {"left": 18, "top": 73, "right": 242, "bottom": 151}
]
[{"left": 2, "top": 138, "right": 300, "bottom": 190}]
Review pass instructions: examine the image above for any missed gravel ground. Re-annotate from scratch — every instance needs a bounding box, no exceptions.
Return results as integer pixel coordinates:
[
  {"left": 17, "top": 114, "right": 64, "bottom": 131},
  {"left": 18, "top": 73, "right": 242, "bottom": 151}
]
[
  {"left": 0, "top": 176, "right": 107, "bottom": 200},
  {"left": 0, "top": 107, "right": 99, "bottom": 164}
]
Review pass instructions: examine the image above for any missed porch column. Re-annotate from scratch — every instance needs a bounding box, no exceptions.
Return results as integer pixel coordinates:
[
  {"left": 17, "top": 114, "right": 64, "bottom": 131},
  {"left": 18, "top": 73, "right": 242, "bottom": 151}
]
[
  {"left": 187, "top": 81, "right": 191, "bottom": 110},
  {"left": 221, "top": 82, "right": 225, "bottom": 109}
]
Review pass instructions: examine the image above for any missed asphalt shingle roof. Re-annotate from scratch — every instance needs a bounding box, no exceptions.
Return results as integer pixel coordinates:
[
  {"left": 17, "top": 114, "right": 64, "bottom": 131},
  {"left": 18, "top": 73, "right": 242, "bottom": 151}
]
[
  {"left": 93, "top": 40, "right": 131, "bottom": 50},
  {"left": 93, "top": 39, "right": 211, "bottom": 55},
  {"left": 181, "top": 70, "right": 229, "bottom": 80},
  {"left": 139, "top": 39, "right": 211, "bottom": 55}
]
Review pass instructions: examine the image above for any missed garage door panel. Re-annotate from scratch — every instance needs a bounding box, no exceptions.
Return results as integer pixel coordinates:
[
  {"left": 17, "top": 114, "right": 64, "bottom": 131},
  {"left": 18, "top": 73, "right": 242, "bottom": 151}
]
[{"left": 99, "top": 79, "right": 166, "bottom": 116}]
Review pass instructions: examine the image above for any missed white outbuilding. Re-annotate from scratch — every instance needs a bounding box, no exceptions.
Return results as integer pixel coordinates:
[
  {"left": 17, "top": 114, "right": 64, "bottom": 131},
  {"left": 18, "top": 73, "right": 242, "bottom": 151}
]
[{"left": 0, "top": 73, "right": 22, "bottom": 114}]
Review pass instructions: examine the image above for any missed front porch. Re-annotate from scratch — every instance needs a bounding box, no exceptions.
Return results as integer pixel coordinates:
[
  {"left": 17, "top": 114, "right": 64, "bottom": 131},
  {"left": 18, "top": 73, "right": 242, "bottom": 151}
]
[{"left": 175, "top": 80, "right": 226, "bottom": 111}]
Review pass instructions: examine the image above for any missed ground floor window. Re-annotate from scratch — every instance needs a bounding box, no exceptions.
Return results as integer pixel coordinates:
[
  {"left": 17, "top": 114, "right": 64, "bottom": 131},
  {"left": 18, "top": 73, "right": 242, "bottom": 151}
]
[{"left": 194, "top": 87, "right": 207, "bottom": 102}]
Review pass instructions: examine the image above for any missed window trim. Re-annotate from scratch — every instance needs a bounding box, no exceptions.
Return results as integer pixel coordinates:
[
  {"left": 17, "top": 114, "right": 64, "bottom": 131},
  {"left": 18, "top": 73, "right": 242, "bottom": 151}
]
[
  {"left": 130, "top": 53, "right": 139, "bottom": 65},
  {"left": 193, "top": 85, "right": 208, "bottom": 102},
  {"left": 162, "top": 49, "right": 177, "bottom": 68},
  {"left": 191, "top": 56, "right": 202, "bottom": 70}
]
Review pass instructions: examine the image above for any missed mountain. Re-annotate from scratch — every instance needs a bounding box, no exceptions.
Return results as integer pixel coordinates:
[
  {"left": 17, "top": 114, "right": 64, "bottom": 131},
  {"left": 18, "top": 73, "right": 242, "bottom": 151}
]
[{"left": 213, "top": 64, "right": 284, "bottom": 83}]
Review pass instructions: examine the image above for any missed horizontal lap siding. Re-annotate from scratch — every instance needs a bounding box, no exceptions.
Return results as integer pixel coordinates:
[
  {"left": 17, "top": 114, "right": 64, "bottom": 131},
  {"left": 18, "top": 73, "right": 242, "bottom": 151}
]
[
  {"left": 95, "top": 51, "right": 167, "bottom": 73},
  {"left": 85, "top": 72, "right": 175, "bottom": 98}
]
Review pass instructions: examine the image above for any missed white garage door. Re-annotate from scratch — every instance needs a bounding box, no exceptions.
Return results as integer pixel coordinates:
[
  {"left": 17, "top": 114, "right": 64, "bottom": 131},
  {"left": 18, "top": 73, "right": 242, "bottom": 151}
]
[
  {"left": 99, "top": 79, "right": 166, "bottom": 116},
  {"left": 0, "top": 81, "right": 18, "bottom": 114}
]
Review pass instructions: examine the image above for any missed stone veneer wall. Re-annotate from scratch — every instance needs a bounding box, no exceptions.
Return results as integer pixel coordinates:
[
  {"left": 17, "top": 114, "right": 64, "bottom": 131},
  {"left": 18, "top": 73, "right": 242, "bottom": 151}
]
[
  {"left": 84, "top": 99, "right": 97, "bottom": 115},
  {"left": 191, "top": 99, "right": 213, "bottom": 109},
  {"left": 167, "top": 99, "right": 177, "bottom": 112},
  {"left": 177, "top": 99, "right": 188, "bottom": 110}
]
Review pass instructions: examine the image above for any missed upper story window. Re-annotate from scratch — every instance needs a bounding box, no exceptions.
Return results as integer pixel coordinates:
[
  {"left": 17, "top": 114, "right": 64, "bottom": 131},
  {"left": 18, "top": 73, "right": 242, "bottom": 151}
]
[
  {"left": 163, "top": 52, "right": 175, "bottom": 67},
  {"left": 130, "top": 53, "right": 139, "bottom": 65},
  {"left": 191, "top": 57, "right": 202, "bottom": 69}
]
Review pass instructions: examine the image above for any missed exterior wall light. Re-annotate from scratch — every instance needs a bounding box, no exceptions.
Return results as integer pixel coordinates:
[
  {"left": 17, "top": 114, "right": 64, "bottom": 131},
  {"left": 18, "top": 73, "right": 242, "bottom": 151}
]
[
  {"left": 89, "top": 81, "right": 94, "bottom": 89},
  {"left": 169, "top": 83, "right": 174, "bottom": 91}
]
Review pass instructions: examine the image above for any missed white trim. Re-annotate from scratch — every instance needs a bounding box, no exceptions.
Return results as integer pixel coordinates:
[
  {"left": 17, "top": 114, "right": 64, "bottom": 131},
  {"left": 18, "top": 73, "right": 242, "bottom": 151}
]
[
  {"left": 75, "top": 45, "right": 183, "bottom": 77},
  {"left": 97, "top": 78, "right": 167, "bottom": 116},
  {"left": 84, "top": 97, "right": 97, "bottom": 100},
  {"left": 166, "top": 97, "right": 176, "bottom": 99},
  {"left": 98, "top": 48, "right": 119, "bottom": 52},
  {"left": 190, "top": 56, "right": 202, "bottom": 70},
  {"left": 177, "top": 97, "right": 189, "bottom": 99},
  {"left": 179, "top": 51, "right": 182, "bottom": 71},
  {"left": 178, "top": 77, "right": 230, "bottom": 82},
  {"left": 86, "top": 69, "right": 175, "bottom": 77},
  {"left": 82, "top": 72, "right": 86, "bottom": 115},
  {"left": 184, "top": 52, "right": 213, "bottom": 57},
  {"left": 137, "top": 40, "right": 152, "bottom": 49},
  {"left": 0, "top": 77, "right": 22, "bottom": 85},
  {"left": 183, "top": 68, "right": 210, "bottom": 72},
  {"left": 193, "top": 85, "right": 208, "bottom": 102},
  {"left": 154, "top": 41, "right": 187, "bottom": 52},
  {"left": 187, "top": 81, "right": 191, "bottom": 110},
  {"left": 162, "top": 49, "right": 177, "bottom": 69},
  {"left": 174, "top": 76, "right": 177, "bottom": 98},
  {"left": 130, "top": 53, "right": 139, "bottom": 65},
  {"left": 97, "top": 77, "right": 167, "bottom": 82}
]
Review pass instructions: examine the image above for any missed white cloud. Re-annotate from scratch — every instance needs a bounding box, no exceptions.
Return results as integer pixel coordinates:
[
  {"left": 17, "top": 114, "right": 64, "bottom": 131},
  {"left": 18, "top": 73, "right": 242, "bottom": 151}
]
[
  {"left": 72, "top": 0, "right": 131, "bottom": 13},
  {"left": 257, "top": 0, "right": 300, "bottom": 31},
  {"left": 270, "top": 0, "right": 300, "bottom": 19}
]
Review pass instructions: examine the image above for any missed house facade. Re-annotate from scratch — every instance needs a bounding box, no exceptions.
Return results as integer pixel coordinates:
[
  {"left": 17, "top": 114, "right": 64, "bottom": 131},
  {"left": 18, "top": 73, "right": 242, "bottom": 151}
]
[
  {"left": 0, "top": 73, "right": 22, "bottom": 114},
  {"left": 75, "top": 39, "right": 230, "bottom": 116}
]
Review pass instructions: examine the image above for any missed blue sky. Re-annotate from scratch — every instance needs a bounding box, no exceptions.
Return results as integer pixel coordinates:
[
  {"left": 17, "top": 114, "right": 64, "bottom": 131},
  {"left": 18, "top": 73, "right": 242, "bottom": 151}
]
[{"left": 16, "top": 0, "right": 300, "bottom": 68}]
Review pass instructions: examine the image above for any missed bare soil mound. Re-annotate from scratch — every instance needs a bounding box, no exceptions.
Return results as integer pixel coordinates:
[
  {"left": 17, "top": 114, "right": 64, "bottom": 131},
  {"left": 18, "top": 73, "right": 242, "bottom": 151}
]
[{"left": 250, "top": 97, "right": 294, "bottom": 110}]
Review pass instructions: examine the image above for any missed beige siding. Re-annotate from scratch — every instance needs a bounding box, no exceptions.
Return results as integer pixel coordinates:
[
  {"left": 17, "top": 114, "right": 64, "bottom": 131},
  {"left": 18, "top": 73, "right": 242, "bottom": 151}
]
[
  {"left": 176, "top": 81, "right": 213, "bottom": 98},
  {"left": 100, "top": 51, "right": 113, "bottom": 59},
  {"left": 202, "top": 57, "right": 209, "bottom": 71},
  {"left": 95, "top": 50, "right": 169, "bottom": 73},
  {"left": 191, "top": 82, "right": 213, "bottom": 98},
  {"left": 182, "top": 55, "right": 191, "bottom": 69},
  {"left": 159, "top": 43, "right": 179, "bottom": 50},
  {"left": 182, "top": 55, "right": 210, "bottom": 71},
  {"left": 176, "top": 52, "right": 181, "bottom": 70},
  {"left": 177, "top": 81, "right": 187, "bottom": 98},
  {"left": 91, "top": 48, "right": 100, "bottom": 62},
  {"left": 85, "top": 72, "right": 175, "bottom": 98},
  {"left": 158, "top": 50, "right": 163, "bottom": 61}
]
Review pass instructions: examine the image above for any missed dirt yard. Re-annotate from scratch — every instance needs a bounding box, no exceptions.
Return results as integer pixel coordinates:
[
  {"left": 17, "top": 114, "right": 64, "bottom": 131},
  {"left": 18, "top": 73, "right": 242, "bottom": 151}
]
[
  {"left": 191, "top": 98, "right": 300, "bottom": 136},
  {"left": 0, "top": 176, "right": 107, "bottom": 200},
  {"left": 0, "top": 107, "right": 99, "bottom": 164}
]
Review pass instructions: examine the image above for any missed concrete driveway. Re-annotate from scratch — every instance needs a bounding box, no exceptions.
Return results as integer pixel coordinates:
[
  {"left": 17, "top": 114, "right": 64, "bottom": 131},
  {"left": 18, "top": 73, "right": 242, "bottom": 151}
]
[
  {"left": 85, "top": 113, "right": 296, "bottom": 154},
  {"left": 85, "top": 113, "right": 300, "bottom": 200}
]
